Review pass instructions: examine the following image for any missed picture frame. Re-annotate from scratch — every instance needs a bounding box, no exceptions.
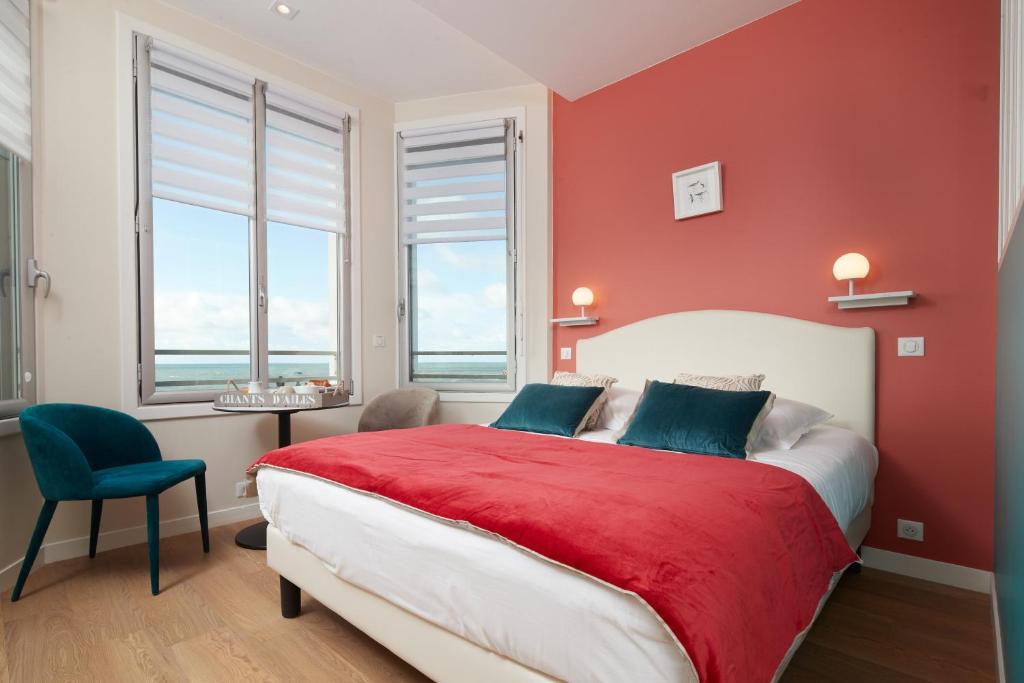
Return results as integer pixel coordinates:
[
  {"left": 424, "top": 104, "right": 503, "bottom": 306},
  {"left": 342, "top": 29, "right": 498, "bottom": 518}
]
[{"left": 672, "top": 161, "right": 722, "bottom": 220}]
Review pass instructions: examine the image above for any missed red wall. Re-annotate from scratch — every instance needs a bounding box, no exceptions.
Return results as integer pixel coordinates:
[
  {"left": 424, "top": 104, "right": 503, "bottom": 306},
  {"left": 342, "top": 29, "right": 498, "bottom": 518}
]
[{"left": 552, "top": 0, "right": 1000, "bottom": 569}]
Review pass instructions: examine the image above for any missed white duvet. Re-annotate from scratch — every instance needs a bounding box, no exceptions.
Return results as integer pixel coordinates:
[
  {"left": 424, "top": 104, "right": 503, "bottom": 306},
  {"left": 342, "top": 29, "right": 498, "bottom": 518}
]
[{"left": 258, "top": 425, "right": 877, "bottom": 683}]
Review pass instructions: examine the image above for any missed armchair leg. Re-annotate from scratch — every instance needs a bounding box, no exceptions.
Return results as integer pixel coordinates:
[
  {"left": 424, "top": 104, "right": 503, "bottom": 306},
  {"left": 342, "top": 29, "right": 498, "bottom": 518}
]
[
  {"left": 195, "top": 473, "right": 209, "bottom": 553},
  {"left": 89, "top": 500, "right": 103, "bottom": 558},
  {"left": 146, "top": 494, "right": 159, "bottom": 596},
  {"left": 11, "top": 500, "right": 58, "bottom": 602}
]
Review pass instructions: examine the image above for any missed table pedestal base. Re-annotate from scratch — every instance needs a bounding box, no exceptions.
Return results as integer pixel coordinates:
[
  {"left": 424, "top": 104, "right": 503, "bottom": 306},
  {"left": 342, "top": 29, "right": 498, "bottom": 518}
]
[
  {"left": 227, "top": 410, "right": 297, "bottom": 551},
  {"left": 234, "top": 520, "right": 269, "bottom": 550}
]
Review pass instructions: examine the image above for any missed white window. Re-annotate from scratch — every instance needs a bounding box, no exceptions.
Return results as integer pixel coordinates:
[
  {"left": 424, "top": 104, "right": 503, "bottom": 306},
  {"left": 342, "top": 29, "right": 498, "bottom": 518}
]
[
  {"left": 1000, "top": 0, "right": 1024, "bottom": 260},
  {"left": 0, "top": 0, "right": 36, "bottom": 421},
  {"left": 133, "top": 34, "right": 355, "bottom": 405},
  {"left": 397, "top": 117, "right": 521, "bottom": 394}
]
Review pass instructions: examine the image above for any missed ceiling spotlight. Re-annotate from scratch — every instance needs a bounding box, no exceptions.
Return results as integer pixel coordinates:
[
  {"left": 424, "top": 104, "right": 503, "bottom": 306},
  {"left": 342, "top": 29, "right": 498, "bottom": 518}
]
[{"left": 269, "top": 1, "right": 299, "bottom": 19}]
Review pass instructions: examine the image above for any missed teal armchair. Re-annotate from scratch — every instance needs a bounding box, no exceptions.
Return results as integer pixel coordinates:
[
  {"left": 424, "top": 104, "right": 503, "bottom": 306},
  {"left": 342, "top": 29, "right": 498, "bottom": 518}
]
[{"left": 13, "top": 404, "right": 208, "bottom": 600}]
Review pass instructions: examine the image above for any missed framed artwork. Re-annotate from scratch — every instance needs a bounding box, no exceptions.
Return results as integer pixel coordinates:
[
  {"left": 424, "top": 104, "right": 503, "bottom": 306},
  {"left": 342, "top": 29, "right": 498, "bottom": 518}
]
[{"left": 672, "top": 161, "right": 722, "bottom": 220}]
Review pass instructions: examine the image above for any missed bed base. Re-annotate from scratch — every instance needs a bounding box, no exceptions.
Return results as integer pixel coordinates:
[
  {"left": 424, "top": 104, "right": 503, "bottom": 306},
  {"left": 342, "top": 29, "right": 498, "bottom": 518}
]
[
  {"left": 267, "top": 524, "right": 558, "bottom": 683},
  {"left": 268, "top": 506, "right": 871, "bottom": 683}
]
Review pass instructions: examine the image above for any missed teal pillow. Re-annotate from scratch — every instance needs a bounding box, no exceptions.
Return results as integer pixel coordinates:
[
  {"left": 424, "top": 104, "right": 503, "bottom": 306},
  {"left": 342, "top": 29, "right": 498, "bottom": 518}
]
[
  {"left": 491, "top": 383, "right": 606, "bottom": 437},
  {"left": 617, "top": 380, "right": 772, "bottom": 458}
]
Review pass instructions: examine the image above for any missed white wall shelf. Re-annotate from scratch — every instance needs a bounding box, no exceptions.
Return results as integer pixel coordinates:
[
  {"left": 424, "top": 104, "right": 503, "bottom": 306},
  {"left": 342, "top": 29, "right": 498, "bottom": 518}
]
[
  {"left": 551, "top": 316, "right": 599, "bottom": 327},
  {"left": 828, "top": 291, "right": 916, "bottom": 310}
]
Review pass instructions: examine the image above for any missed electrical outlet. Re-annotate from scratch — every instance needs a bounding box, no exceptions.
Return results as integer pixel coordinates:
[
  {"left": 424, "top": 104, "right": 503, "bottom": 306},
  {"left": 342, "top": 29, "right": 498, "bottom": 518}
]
[
  {"left": 235, "top": 481, "right": 247, "bottom": 498},
  {"left": 897, "top": 519, "right": 924, "bottom": 542},
  {"left": 560, "top": 347, "right": 572, "bottom": 360},
  {"left": 897, "top": 337, "right": 924, "bottom": 357}
]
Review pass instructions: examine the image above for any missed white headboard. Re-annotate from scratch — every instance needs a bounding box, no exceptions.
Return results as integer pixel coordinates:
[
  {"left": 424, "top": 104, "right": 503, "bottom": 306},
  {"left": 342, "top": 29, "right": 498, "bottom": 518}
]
[{"left": 576, "top": 310, "right": 876, "bottom": 442}]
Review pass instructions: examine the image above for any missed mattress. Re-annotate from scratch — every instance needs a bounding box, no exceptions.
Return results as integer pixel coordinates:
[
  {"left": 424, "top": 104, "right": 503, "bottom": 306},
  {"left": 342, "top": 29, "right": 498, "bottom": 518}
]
[{"left": 257, "top": 425, "right": 876, "bottom": 683}]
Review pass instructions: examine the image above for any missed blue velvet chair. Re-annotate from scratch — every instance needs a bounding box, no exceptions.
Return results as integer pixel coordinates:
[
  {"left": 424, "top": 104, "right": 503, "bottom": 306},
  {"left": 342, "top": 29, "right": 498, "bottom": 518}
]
[{"left": 13, "top": 404, "right": 208, "bottom": 600}]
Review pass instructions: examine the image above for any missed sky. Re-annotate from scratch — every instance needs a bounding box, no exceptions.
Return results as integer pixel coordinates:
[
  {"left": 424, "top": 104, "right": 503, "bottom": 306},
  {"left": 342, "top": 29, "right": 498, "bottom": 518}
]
[
  {"left": 410, "top": 239, "right": 508, "bottom": 364},
  {"left": 152, "top": 197, "right": 509, "bottom": 368}
]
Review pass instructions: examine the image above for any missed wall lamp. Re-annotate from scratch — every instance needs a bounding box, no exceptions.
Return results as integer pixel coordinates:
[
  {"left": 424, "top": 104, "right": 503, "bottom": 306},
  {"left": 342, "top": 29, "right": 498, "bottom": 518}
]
[
  {"left": 827, "top": 253, "right": 915, "bottom": 309},
  {"left": 552, "top": 286, "right": 599, "bottom": 326}
]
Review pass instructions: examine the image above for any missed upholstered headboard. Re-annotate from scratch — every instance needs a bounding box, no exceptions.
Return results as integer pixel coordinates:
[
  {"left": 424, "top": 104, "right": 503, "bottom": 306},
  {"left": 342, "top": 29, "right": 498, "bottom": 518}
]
[{"left": 575, "top": 310, "right": 876, "bottom": 442}]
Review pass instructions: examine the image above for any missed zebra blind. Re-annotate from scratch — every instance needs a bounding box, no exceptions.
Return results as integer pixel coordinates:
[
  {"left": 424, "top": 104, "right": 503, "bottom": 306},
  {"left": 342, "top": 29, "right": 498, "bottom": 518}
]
[
  {"left": 0, "top": 0, "right": 30, "bottom": 160},
  {"left": 1001, "top": 0, "right": 1024, "bottom": 260},
  {"left": 149, "top": 41, "right": 255, "bottom": 217},
  {"left": 266, "top": 88, "right": 349, "bottom": 233},
  {"left": 398, "top": 119, "right": 511, "bottom": 245}
]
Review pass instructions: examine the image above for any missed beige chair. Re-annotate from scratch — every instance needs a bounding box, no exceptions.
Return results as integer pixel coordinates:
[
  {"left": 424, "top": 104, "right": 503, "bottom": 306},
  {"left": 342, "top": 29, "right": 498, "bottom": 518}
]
[{"left": 357, "top": 387, "right": 440, "bottom": 432}]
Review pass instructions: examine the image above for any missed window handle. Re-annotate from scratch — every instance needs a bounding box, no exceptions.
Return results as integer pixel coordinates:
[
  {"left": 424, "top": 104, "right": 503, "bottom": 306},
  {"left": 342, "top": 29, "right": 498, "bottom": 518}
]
[
  {"left": 258, "top": 286, "right": 268, "bottom": 311},
  {"left": 26, "top": 258, "right": 51, "bottom": 298}
]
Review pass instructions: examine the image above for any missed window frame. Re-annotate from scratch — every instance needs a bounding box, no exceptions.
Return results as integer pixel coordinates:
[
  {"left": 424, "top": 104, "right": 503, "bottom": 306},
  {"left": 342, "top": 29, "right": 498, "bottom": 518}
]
[
  {"left": 999, "top": 0, "right": 1024, "bottom": 263},
  {"left": 120, "top": 19, "right": 362, "bottom": 419},
  {"left": 0, "top": 145, "right": 36, "bottom": 424},
  {"left": 0, "top": 0, "right": 36, "bottom": 430},
  {"left": 395, "top": 110, "right": 526, "bottom": 399}
]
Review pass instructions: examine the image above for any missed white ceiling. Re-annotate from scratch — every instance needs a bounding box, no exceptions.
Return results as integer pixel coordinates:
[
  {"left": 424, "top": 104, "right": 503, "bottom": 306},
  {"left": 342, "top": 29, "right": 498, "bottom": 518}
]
[
  {"left": 157, "top": 0, "right": 535, "bottom": 101},
  {"left": 159, "top": 0, "right": 799, "bottom": 102},
  {"left": 412, "top": 0, "right": 800, "bottom": 100}
]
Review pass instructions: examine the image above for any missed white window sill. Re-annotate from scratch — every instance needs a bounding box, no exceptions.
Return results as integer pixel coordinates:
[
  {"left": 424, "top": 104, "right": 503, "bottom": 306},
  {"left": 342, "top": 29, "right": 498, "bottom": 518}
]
[
  {"left": 438, "top": 392, "right": 515, "bottom": 404},
  {"left": 129, "top": 402, "right": 223, "bottom": 422},
  {"left": 0, "top": 417, "right": 20, "bottom": 437}
]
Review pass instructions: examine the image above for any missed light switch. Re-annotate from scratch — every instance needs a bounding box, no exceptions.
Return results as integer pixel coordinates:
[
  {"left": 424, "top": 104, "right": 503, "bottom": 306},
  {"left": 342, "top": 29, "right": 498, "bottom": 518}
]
[
  {"left": 560, "top": 347, "right": 572, "bottom": 360},
  {"left": 897, "top": 337, "right": 924, "bottom": 357},
  {"left": 372, "top": 335, "right": 386, "bottom": 348}
]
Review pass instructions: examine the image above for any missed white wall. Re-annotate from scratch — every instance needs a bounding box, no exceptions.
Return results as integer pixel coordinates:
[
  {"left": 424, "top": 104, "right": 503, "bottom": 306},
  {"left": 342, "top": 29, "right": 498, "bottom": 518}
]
[
  {"left": 0, "top": 2, "right": 552, "bottom": 592},
  {"left": 395, "top": 85, "right": 552, "bottom": 425},
  {"left": 0, "top": 0, "right": 397, "bottom": 589}
]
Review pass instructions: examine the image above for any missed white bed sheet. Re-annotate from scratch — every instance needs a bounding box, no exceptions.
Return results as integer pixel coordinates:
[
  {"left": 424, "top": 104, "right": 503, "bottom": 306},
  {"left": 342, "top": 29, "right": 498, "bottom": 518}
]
[{"left": 258, "top": 425, "right": 876, "bottom": 683}]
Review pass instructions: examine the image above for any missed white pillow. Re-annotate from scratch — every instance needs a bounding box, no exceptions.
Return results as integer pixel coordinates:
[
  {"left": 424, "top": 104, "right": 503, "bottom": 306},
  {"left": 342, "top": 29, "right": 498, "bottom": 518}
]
[
  {"left": 597, "top": 386, "right": 642, "bottom": 432},
  {"left": 753, "top": 397, "right": 833, "bottom": 451}
]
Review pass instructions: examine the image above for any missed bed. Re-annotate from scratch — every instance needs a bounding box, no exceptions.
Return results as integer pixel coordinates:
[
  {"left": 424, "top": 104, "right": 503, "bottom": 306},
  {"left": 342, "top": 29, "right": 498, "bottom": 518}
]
[{"left": 254, "top": 310, "right": 877, "bottom": 682}]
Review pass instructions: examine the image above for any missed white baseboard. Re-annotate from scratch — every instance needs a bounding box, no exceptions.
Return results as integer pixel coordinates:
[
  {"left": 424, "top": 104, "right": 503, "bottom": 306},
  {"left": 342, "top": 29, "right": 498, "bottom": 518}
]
[
  {"left": 992, "top": 576, "right": 1007, "bottom": 683},
  {"left": 0, "top": 557, "right": 24, "bottom": 594},
  {"left": 42, "top": 502, "right": 261, "bottom": 564},
  {"left": 0, "top": 502, "right": 261, "bottom": 592},
  {"left": 860, "top": 546, "right": 992, "bottom": 593}
]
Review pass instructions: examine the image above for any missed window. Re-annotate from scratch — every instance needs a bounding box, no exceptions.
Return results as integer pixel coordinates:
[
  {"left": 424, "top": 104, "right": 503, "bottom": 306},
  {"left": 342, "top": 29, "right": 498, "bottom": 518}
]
[
  {"left": 133, "top": 34, "right": 354, "bottom": 405},
  {"left": 397, "top": 118, "right": 520, "bottom": 393},
  {"left": 0, "top": 0, "right": 36, "bottom": 421},
  {"left": 1000, "top": 0, "right": 1024, "bottom": 260}
]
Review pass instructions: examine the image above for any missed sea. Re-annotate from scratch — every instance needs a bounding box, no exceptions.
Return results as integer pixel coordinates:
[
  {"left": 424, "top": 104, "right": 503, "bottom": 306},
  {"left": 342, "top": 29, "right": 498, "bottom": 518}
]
[{"left": 155, "top": 361, "right": 507, "bottom": 390}]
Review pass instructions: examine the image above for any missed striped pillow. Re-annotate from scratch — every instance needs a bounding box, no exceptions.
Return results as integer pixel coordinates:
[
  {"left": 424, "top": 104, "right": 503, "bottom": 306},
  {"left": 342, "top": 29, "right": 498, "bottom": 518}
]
[
  {"left": 674, "top": 372, "right": 765, "bottom": 392},
  {"left": 551, "top": 371, "right": 618, "bottom": 431}
]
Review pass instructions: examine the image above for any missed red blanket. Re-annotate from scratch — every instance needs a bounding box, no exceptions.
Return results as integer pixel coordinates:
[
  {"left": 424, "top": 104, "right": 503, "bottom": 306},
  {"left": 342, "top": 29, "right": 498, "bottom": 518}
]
[{"left": 249, "top": 424, "right": 857, "bottom": 682}]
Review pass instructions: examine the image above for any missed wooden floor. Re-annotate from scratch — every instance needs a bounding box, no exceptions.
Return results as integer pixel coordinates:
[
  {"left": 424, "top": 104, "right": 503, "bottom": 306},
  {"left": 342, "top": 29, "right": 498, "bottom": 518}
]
[{"left": 0, "top": 520, "right": 997, "bottom": 682}]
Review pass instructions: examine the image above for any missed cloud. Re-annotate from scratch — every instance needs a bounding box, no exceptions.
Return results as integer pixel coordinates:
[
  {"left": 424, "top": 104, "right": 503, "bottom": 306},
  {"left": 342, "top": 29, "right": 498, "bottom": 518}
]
[
  {"left": 154, "top": 291, "right": 249, "bottom": 350},
  {"left": 483, "top": 283, "right": 506, "bottom": 308},
  {"left": 413, "top": 268, "right": 507, "bottom": 352},
  {"left": 154, "top": 291, "right": 334, "bottom": 353},
  {"left": 434, "top": 243, "right": 507, "bottom": 271},
  {"left": 268, "top": 296, "right": 333, "bottom": 350}
]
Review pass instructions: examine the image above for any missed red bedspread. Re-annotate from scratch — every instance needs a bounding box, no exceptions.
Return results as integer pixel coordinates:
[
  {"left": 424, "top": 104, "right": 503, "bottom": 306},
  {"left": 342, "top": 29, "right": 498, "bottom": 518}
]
[{"left": 249, "top": 424, "right": 857, "bottom": 682}]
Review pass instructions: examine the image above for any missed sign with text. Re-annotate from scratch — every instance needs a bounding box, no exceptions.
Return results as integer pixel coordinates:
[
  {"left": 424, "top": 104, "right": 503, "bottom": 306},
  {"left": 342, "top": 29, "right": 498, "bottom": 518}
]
[{"left": 214, "top": 390, "right": 349, "bottom": 411}]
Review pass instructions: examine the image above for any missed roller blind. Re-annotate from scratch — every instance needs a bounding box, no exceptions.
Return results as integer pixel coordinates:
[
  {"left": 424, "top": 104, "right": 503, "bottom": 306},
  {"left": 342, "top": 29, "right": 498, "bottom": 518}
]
[
  {"left": 1001, "top": 0, "right": 1024, "bottom": 259},
  {"left": 149, "top": 41, "right": 255, "bottom": 217},
  {"left": 398, "top": 119, "right": 511, "bottom": 245},
  {"left": 0, "top": 0, "right": 30, "bottom": 160},
  {"left": 266, "top": 87, "right": 348, "bottom": 233}
]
